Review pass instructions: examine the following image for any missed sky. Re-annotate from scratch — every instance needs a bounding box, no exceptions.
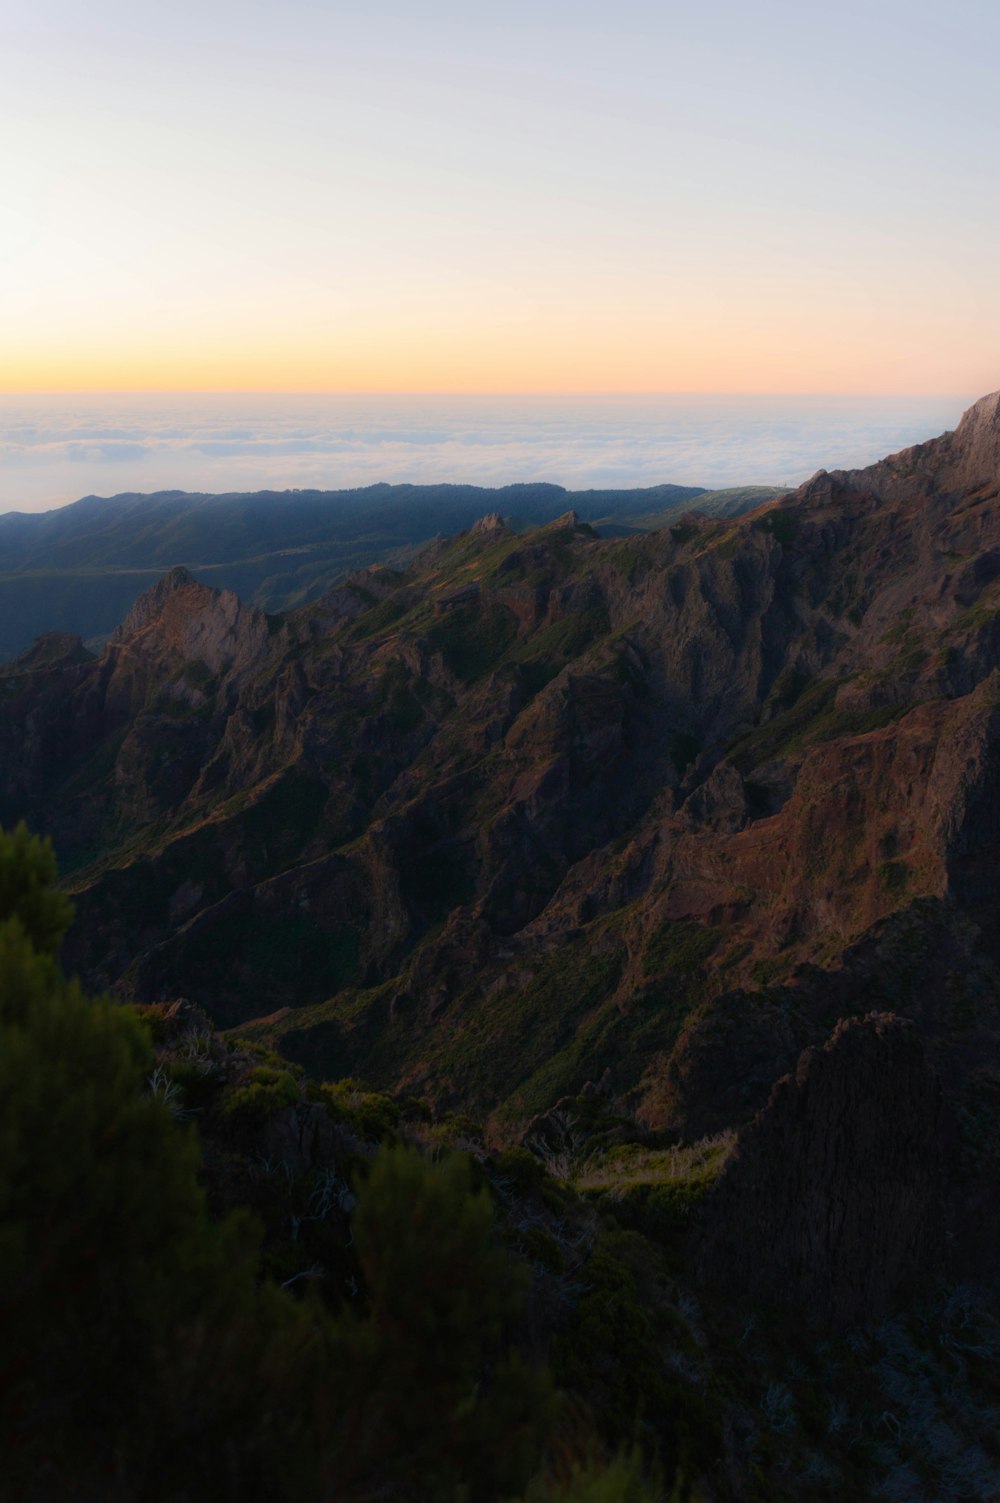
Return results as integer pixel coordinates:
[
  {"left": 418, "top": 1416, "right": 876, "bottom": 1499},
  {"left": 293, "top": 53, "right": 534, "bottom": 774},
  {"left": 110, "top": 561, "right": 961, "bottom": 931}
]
[{"left": 3, "top": 0, "right": 1000, "bottom": 396}]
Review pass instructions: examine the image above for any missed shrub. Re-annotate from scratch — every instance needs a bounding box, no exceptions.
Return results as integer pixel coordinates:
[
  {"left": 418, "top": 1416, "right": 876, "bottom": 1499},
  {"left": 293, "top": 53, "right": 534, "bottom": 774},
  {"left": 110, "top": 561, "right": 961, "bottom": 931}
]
[
  {"left": 496, "top": 1144, "right": 549, "bottom": 1195},
  {"left": 316, "top": 1078, "right": 402, "bottom": 1140},
  {"left": 223, "top": 1064, "right": 302, "bottom": 1128},
  {"left": 0, "top": 829, "right": 329, "bottom": 1501},
  {"left": 323, "top": 1145, "right": 556, "bottom": 1502},
  {"left": 0, "top": 820, "right": 74, "bottom": 955}
]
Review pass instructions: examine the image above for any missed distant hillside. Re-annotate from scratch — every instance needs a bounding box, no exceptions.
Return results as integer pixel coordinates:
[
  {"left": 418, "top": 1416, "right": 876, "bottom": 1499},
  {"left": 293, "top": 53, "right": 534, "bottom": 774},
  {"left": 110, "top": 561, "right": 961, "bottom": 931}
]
[{"left": 0, "top": 479, "right": 785, "bottom": 661}]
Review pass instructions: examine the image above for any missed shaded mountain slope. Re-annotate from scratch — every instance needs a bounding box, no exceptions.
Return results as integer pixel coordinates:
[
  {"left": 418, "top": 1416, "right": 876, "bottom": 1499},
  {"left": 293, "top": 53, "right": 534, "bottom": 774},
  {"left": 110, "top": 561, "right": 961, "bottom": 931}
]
[{"left": 4, "top": 397, "right": 1000, "bottom": 1159}]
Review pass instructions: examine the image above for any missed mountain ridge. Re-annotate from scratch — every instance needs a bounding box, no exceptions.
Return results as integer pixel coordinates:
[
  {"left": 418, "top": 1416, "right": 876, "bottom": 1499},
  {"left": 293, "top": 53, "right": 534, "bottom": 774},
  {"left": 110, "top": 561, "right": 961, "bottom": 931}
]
[
  {"left": 0, "top": 393, "right": 992, "bottom": 1088},
  {"left": 4, "top": 396, "right": 1000, "bottom": 1318},
  {"left": 0, "top": 478, "right": 785, "bottom": 662}
]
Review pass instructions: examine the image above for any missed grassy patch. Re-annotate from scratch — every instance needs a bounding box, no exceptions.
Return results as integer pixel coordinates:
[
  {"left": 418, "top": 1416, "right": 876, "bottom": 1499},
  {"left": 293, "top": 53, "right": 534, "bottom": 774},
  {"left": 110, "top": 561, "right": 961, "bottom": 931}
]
[
  {"left": 425, "top": 601, "right": 518, "bottom": 682},
  {"left": 509, "top": 606, "right": 611, "bottom": 668},
  {"left": 643, "top": 919, "right": 720, "bottom": 981},
  {"left": 730, "top": 679, "right": 908, "bottom": 772},
  {"left": 351, "top": 589, "right": 411, "bottom": 640},
  {"left": 879, "top": 606, "right": 915, "bottom": 646},
  {"left": 575, "top": 1130, "right": 735, "bottom": 1194},
  {"left": 437, "top": 941, "right": 625, "bottom": 1124},
  {"left": 714, "top": 532, "right": 743, "bottom": 560}
]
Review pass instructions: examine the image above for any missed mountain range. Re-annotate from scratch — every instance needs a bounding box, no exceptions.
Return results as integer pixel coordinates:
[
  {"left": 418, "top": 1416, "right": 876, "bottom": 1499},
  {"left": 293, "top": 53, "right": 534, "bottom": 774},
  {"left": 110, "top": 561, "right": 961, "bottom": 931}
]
[
  {"left": 0, "top": 478, "right": 781, "bottom": 663},
  {"left": 8, "top": 394, "right": 1000, "bottom": 1495}
]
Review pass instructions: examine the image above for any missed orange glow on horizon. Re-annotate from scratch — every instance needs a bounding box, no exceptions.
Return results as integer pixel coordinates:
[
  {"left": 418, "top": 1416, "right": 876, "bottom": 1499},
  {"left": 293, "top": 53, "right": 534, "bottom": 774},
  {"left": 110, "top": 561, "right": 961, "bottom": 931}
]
[
  {"left": 3, "top": 268, "right": 996, "bottom": 400},
  {"left": 6, "top": 222, "right": 995, "bottom": 400},
  {"left": 3, "top": 335, "right": 994, "bottom": 399}
]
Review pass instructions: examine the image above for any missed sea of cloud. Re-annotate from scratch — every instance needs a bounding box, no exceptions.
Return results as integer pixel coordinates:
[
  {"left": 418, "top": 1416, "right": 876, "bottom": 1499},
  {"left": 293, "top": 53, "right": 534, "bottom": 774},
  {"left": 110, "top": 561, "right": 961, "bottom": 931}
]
[{"left": 0, "top": 393, "right": 974, "bottom": 514}]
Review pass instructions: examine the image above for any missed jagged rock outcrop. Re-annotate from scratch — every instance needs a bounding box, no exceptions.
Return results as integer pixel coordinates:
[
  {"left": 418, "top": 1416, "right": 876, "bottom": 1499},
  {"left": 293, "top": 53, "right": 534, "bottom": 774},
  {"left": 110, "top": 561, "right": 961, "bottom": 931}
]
[
  {"left": 819, "top": 387, "right": 1000, "bottom": 509},
  {"left": 104, "top": 565, "right": 273, "bottom": 713},
  {"left": 470, "top": 511, "right": 508, "bottom": 535},
  {"left": 0, "top": 631, "right": 93, "bottom": 674},
  {"left": 696, "top": 1013, "right": 948, "bottom": 1324}
]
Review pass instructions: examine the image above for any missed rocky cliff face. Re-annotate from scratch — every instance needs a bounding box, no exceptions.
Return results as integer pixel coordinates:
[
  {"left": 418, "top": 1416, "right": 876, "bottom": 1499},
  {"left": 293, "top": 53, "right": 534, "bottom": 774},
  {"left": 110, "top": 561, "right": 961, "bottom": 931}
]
[
  {"left": 105, "top": 565, "right": 274, "bottom": 697},
  {"left": 4, "top": 396, "right": 1000, "bottom": 1186},
  {"left": 0, "top": 564, "right": 286, "bottom": 873},
  {"left": 696, "top": 1013, "right": 948, "bottom": 1324}
]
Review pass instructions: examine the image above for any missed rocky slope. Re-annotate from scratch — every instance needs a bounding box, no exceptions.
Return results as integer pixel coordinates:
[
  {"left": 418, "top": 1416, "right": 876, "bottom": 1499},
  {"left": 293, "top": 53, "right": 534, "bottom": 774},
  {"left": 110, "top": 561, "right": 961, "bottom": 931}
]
[{"left": 5, "top": 396, "right": 1000, "bottom": 1261}]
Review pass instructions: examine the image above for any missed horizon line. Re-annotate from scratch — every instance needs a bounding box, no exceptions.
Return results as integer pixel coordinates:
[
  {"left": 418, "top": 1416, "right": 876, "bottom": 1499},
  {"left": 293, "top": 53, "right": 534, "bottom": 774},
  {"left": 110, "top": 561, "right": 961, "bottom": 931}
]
[{"left": 0, "top": 388, "right": 978, "bottom": 401}]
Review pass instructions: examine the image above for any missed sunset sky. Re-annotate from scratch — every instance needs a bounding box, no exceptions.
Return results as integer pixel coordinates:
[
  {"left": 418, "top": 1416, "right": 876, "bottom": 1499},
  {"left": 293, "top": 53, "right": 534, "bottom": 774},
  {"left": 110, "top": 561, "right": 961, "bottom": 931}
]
[{"left": 4, "top": 0, "right": 999, "bottom": 395}]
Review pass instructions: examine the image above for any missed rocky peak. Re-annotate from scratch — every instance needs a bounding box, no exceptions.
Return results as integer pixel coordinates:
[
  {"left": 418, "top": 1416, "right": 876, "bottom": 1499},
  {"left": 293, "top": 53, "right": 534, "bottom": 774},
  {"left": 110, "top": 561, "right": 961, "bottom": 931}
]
[
  {"left": 110, "top": 566, "right": 207, "bottom": 643},
  {"left": 945, "top": 387, "right": 1000, "bottom": 490},
  {"left": 106, "top": 567, "right": 272, "bottom": 682},
  {"left": 470, "top": 512, "right": 508, "bottom": 536},
  {"left": 1, "top": 631, "right": 92, "bottom": 675},
  {"left": 797, "top": 388, "right": 1000, "bottom": 513}
]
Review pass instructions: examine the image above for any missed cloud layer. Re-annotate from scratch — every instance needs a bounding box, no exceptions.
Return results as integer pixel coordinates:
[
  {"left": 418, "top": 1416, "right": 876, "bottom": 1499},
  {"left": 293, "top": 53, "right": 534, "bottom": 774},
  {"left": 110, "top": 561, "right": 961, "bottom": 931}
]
[{"left": 0, "top": 394, "right": 971, "bottom": 514}]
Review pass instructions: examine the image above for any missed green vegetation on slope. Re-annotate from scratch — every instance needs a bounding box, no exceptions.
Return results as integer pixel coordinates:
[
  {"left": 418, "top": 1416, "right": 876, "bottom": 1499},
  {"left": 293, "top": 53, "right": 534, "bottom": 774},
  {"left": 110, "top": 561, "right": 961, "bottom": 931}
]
[
  {"left": 730, "top": 678, "right": 909, "bottom": 772},
  {"left": 7, "top": 823, "right": 1000, "bottom": 1502},
  {"left": 0, "top": 821, "right": 679, "bottom": 1503}
]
